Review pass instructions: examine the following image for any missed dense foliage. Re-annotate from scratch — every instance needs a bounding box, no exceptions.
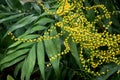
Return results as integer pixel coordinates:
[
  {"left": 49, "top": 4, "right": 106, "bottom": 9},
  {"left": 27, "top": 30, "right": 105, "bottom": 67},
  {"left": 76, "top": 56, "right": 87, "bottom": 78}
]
[{"left": 0, "top": 0, "right": 120, "bottom": 80}]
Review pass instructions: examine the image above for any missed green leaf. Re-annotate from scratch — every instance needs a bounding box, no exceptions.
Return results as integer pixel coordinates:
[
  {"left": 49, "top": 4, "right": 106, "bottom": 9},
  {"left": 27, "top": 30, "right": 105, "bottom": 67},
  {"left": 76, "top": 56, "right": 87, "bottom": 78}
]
[
  {"left": 0, "top": 55, "right": 26, "bottom": 70},
  {"left": 8, "top": 34, "right": 39, "bottom": 49},
  {"left": 0, "top": 13, "right": 24, "bottom": 23},
  {"left": 14, "top": 42, "right": 34, "bottom": 49},
  {"left": 37, "top": 41, "right": 45, "bottom": 80},
  {"left": 112, "top": 16, "right": 120, "bottom": 27},
  {"left": 9, "top": 15, "right": 37, "bottom": 31},
  {"left": 46, "top": 67, "right": 56, "bottom": 80},
  {"left": 0, "top": 13, "right": 15, "bottom": 18},
  {"left": 0, "top": 4, "right": 11, "bottom": 12},
  {"left": 35, "top": 17, "right": 54, "bottom": 25},
  {"left": 14, "top": 62, "right": 23, "bottom": 77},
  {"left": 94, "top": 0, "right": 100, "bottom": 4},
  {"left": 14, "top": 28, "right": 26, "bottom": 37},
  {"left": 31, "top": 3, "right": 41, "bottom": 14},
  {"left": 7, "top": 42, "right": 35, "bottom": 54},
  {"left": 20, "top": 34, "right": 38, "bottom": 40},
  {"left": 96, "top": 63, "right": 120, "bottom": 80},
  {"left": 50, "top": 28, "right": 61, "bottom": 53},
  {"left": 84, "top": 0, "right": 95, "bottom": 21},
  {"left": 6, "top": 0, "right": 23, "bottom": 10},
  {"left": 44, "top": 39, "right": 60, "bottom": 77},
  {"left": 4, "top": 15, "right": 38, "bottom": 38},
  {"left": 7, "top": 75, "right": 14, "bottom": 80},
  {"left": 8, "top": 41, "right": 22, "bottom": 49},
  {"left": 18, "top": 34, "right": 40, "bottom": 40},
  {"left": 21, "top": 44, "right": 36, "bottom": 80},
  {"left": 25, "top": 25, "right": 46, "bottom": 34},
  {"left": 39, "top": 12, "right": 50, "bottom": 17},
  {"left": 68, "top": 38, "right": 81, "bottom": 68},
  {"left": 0, "top": 49, "right": 29, "bottom": 65}
]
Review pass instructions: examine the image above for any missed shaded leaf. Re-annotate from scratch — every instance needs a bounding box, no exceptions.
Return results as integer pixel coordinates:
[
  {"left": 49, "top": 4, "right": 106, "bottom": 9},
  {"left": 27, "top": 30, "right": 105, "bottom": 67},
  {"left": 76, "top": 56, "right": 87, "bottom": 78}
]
[
  {"left": 35, "top": 17, "right": 54, "bottom": 25},
  {"left": 84, "top": 0, "right": 95, "bottom": 21},
  {"left": 6, "top": 0, "right": 23, "bottom": 10},
  {"left": 0, "top": 13, "right": 16, "bottom": 18},
  {"left": 68, "top": 38, "right": 81, "bottom": 68},
  {"left": 0, "top": 13, "right": 24, "bottom": 23},
  {"left": 96, "top": 63, "right": 120, "bottom": 80}
]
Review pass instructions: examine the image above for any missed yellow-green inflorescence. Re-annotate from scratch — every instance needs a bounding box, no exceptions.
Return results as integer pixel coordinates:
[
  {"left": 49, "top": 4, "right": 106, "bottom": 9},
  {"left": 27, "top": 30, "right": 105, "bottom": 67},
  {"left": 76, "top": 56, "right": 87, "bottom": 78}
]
[{"left": 8, "top": 0, "right": 120, "bottom": 76}]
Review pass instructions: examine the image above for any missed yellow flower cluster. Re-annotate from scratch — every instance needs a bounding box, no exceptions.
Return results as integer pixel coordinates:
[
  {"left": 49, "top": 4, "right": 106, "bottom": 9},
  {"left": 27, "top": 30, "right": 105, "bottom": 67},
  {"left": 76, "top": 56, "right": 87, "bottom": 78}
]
[
  {"left": 55, "top": 0, "right": 120, "bottom": 76},
  {"left": 8, "top": 0, "right": 120, "bottom": 76},
  {"left": 56, "top": 0, "right": 74, "bottom": 16}
]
